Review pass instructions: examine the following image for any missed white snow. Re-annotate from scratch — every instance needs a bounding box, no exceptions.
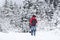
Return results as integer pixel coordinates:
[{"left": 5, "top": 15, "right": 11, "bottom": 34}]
[
  {"left": 0, "top": 0, "right": 25, "bottom": 7},
  {"left": 0, "top": 29, "right": 60, "bottom": 40}
]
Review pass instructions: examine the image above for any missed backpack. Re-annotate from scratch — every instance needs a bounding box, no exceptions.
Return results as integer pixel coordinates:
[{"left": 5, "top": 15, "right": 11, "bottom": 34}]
[{"left": 31, "top": 19, "right": 37, "bottom": 26}]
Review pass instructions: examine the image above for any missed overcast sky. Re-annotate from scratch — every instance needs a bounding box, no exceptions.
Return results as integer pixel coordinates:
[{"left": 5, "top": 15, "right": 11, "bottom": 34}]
[{"left": 0, "top": 0, "right": 25, "bottom": 7}]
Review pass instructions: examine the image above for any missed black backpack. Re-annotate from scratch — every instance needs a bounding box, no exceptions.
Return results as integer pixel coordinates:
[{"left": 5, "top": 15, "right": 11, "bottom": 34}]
[{"left": 31, "top": 19, "right": 37, "bottom": 26}]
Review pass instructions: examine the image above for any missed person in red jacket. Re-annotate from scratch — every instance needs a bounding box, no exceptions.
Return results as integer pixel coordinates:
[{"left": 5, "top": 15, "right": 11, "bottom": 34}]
[{"left": 29, "top": 15, "right": 37, "bottom": 36}]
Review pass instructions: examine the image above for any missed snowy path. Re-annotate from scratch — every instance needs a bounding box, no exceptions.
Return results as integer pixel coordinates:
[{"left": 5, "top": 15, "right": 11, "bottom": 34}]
[{"left": 0, "top": 30, "right": 60, "bottom": 40}]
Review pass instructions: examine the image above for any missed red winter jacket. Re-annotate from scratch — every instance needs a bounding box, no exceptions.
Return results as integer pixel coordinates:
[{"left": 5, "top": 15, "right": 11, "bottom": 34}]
[{"left": 29, "top": 17, "right": 37, "bottom": 26}]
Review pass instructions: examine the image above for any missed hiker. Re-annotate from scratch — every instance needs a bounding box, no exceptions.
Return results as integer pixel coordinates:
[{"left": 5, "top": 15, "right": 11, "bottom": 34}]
[{"left": 29, "top": 15, "right": 37, "bottom": 36}]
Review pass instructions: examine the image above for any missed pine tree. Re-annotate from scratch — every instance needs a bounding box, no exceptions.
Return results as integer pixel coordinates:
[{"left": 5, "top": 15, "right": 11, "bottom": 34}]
[{"left": 3, "top": 0, "right": 9, "bottom": 8}]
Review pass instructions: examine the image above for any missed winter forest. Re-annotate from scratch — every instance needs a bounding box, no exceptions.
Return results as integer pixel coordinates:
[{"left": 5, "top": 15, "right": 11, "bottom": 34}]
[{"left": 0, "top": 0, "right": 60, "bottom": 33}]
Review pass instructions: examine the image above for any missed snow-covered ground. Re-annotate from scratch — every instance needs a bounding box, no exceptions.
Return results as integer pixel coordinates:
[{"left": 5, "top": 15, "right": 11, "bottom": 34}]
[{"left": 0, "top": 29, "right": 60, "bottom": 40}]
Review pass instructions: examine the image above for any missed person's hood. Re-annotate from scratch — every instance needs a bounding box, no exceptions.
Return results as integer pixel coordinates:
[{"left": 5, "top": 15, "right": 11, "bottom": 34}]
[{"left": 31, "top": 17, "right": 36, "bottom": 19}]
